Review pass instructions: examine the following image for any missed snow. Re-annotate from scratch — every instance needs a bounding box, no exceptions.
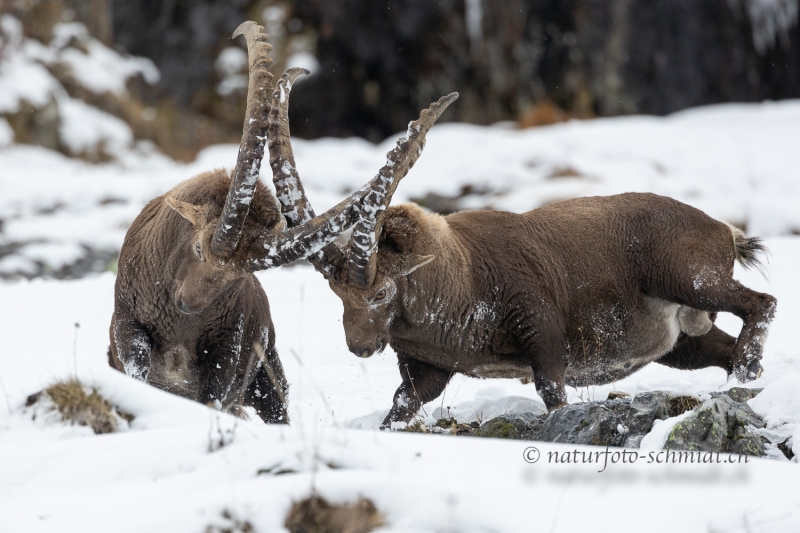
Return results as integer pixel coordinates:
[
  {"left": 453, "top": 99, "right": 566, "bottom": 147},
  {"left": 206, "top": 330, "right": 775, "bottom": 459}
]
[
  {"left": 2, "top": 100, "right": 800, "bottom": 530},
  {"left": 746, "top": 0, "right": 800, "bottom": 54},
  {"left": 58, "top": 96, "right": 134, "bottom": 157},
  {"left": 0, "top": 14, "right": 157, "bottom": 158},
  {"left": 285, "top": 52, "right": 319, "bottom": 76},
  {"left": 0, "top": 117, "right": 12, "bottom": 146},
  {"left": 215, "top": 47, "right": 248, "bottom": 96},
  {"left": 51, "top": 22, "right": 160, "bottom": 94},
  {"left": 0, "top": 46, "right": 61, "bottom": 113}
]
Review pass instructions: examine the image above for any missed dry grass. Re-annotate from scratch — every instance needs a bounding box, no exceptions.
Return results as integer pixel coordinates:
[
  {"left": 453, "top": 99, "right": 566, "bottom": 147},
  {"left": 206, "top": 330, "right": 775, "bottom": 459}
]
[
  {"left": 518, "top": 100, "right": 570, "bottom": 128},
  {"left": 668, "top": 395, "right": 701, "bottom": 417},
  {"left": 547, "top": 166, "right": 584, "bottom": 179},
  {"left": 27, "top": 379, "right": 131, "bottom": 434},
  {"left": 285, "top": 495, "right": 383, "bottom": 533}
]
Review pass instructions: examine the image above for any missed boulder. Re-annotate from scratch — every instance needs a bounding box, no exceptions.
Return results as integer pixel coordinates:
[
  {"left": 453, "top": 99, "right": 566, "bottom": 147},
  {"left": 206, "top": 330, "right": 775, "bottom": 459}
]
[
  {"left": 470, "top": 388, "right": 768, "bottom": 457},
  {"left": 665, "top": 393, "right": 767, "bottom": 456}
]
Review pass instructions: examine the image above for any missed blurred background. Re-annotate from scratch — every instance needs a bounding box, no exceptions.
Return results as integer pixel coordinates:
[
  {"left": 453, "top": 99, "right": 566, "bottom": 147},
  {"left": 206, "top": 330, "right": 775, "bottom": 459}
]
[
  {"left": 2, "top": 0, "right": 799, "bottom": 159},
  {"left": 1, "top": 0, "right": 799, "bottom": 280}
]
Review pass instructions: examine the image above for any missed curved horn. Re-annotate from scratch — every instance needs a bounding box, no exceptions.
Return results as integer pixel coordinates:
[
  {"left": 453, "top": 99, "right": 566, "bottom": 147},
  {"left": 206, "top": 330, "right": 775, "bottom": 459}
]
[
  {"left": 211, "top": 21, "right": 274, "bottom": 258},
  {"left": 246, "top": 186, "right": 368, "bottom": 270},
  {"left": 269, "top": 68, "right": 317, "bottom": 226},
  {"left": 346, "top": 92, "right": 459, "bottom": 288},
  {"left": 268, "top": 67, "right": 347, "bottom": 279}
]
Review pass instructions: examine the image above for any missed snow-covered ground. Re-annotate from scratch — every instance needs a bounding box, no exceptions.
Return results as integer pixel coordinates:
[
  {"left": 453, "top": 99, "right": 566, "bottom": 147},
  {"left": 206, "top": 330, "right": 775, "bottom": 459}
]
[{"left": 2, "top": 102, "right": 800, "bottom": 531}]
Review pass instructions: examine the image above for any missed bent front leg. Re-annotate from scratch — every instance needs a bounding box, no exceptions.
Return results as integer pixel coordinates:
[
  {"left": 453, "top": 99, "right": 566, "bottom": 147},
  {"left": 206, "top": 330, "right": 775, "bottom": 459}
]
[
  {"left": 381, "top": 358, "right": 452, "bottom": 430},
  {"left": 109, "top": 310, "right": 152, "bottom": 382},
  {"left": 244, "top": 344, "right": 290, "bottom": 424}
]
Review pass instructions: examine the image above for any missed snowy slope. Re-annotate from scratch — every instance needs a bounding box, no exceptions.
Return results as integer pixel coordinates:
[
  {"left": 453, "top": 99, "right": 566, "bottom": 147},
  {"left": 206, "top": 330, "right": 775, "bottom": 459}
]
[
  {"left": 3, "top": 100, "right": 800, "bottom": 278},
  {"left": 2, "top": 102, "right": 800, "bottom": 531},
  {"left": 1, "top": 255, "right": 800, "bottom": 532}
]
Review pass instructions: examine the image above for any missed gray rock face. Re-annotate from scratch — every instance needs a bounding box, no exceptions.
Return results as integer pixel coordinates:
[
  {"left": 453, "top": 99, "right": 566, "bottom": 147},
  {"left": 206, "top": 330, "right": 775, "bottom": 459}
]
[
  {"left": 665, "top": 390, "right": 767, "bottom": 456},
  {"left": 473, "top": 388, "right": 768, "bottom": 457}
]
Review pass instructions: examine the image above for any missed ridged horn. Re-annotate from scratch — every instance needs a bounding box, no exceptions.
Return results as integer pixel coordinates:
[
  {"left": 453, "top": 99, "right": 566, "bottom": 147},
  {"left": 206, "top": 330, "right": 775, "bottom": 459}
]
[
  {"left": 267, "top": 67, "right": 347, "bottom": 279},
  {"left": 211, "top": 21, "right": 274, "bottom": 258},
  {"left": 345, "top": 92, "right": 459, "bottom": 288}
]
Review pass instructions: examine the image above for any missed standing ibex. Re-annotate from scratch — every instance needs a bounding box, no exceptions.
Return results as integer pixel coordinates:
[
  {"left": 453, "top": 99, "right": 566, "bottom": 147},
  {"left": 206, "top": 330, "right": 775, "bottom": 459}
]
[
  {"left": 108, "top": 21, "right": 454, "bottom": 421},
  {"left": 271, "top": 81, "right": 776, "bottom": 428}
]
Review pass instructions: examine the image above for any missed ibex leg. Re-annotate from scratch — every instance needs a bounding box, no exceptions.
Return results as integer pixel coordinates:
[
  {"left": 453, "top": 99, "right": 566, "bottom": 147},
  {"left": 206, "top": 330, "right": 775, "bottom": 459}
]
[{"left": 381, "top": 358, "right": 452, "bottom": 429}]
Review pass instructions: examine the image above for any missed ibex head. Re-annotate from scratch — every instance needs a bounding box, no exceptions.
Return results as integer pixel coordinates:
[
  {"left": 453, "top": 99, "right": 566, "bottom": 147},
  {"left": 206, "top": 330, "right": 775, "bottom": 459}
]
[
  {"left": 262, "top": 72, "right": 457, "bottom": 355},
  {"left": 164, "top": 178, "right": 283, "bottom": 314},
  {"left": 329, "top": 204, "right": 436, "bottom": 357}
]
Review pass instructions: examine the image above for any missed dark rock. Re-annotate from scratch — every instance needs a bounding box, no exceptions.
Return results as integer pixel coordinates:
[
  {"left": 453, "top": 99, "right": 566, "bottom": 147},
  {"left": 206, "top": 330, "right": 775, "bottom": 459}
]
[
  {"left": 664, "top": 394, "right": 767, "bottom": 456},
  {"left": 625, "top": 391, "right": 672, "bottom": 436},
  {"left": 0, "top": 243, "right": 119, "bottom": 281},
  {"left": 725, "top": 387, "right": 763, "bottom": 403},
  {"left": 777, "top": 439, "right": 795, "bottom": 461},
  {"left": 664, "top": 397, "right": 730, "bottom": 452},
  {"left": 476, "top": 412, "right": 543, "bottom": 440},
  {"left": 289, "top": 0, "right": 800, "bottom": 140},
  {"left": 535, "top": 400, "right": 629, "bottom": 446},
  {"left": 471, "top": 388, "right": 768, "bottom": 457}
]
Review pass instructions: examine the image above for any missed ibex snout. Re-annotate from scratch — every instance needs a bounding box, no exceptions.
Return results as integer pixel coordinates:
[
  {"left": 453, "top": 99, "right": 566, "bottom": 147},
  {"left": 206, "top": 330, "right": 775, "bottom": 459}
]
[
  {"left": 347, "top": 339, "right": 374, "bottom": 358},
  {"left": 346, "top": 338, "right": 386, "bottom": 359}
]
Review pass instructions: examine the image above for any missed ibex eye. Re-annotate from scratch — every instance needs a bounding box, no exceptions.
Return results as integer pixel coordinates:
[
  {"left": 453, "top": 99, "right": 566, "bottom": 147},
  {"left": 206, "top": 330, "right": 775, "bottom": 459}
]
[
  {"left": 195, "top": 241, "right": 203, "bottom": 259},
  {"left": 375, "top": 289, "right": 387, "bottom": 301}
]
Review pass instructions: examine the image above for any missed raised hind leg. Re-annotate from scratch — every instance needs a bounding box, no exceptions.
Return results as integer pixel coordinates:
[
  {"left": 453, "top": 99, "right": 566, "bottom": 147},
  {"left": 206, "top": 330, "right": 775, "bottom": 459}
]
[
  {"left": 652, "top": 277, "right": 776, "bottom": 382},
  {"left": 657, "top": 325, "right": 736, "bottom": 374}
]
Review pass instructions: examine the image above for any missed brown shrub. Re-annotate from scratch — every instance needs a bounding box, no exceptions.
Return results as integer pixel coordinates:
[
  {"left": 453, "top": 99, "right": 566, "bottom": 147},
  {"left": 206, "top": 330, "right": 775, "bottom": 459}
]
[
  {"left": 285, "top": 495, "right": 383, "bottom": 533},
  {"left": 27, "top": 378, "right": 132, "bottom": 434}
]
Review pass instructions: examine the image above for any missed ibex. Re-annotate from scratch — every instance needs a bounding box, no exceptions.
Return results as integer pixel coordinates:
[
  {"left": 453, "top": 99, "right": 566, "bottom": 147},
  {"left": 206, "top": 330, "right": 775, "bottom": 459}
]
[
  {"left": 108, "top": 21, "right": 455, "bottom": 422},
  {"left": 271, "top": 84, "right": 776, "bottom": 428}
]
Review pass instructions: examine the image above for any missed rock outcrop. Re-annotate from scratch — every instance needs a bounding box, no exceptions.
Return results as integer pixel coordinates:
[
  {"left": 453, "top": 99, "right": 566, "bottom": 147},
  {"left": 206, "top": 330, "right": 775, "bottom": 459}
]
[{"left": 459, "top": 388, "right": 772, "bottom": 458}]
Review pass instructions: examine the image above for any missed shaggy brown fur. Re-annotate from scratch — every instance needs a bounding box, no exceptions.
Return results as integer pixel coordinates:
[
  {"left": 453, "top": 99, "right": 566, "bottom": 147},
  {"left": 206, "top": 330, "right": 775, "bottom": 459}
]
[
  {"left": 109, "top": 168, "right": 290, "bottom": 422},
  {"left": 329, "top": 194, "right": 776, "bottom": 428}
]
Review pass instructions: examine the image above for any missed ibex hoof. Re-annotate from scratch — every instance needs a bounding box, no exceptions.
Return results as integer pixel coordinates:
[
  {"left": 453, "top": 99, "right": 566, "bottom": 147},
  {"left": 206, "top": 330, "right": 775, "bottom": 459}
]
[{"left": 734, "top": 361, "right": 763, "bottom": 383}]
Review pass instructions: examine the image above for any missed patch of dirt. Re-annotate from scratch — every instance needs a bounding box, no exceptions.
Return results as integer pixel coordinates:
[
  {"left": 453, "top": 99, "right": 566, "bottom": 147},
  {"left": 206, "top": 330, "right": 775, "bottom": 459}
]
[
  {"left": 547, "top": 166, "right": 583, "bottom": 179},
  {"left": 285, "top": 495, "right": 383, "bottom": 533}
]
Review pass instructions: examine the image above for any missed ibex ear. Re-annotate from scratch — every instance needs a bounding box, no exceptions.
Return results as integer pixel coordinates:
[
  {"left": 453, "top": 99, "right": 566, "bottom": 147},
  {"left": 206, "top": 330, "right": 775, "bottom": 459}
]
[
  {"left": 400, "top": 254, "right": 435, "bottom": 276},
  {"left": 165, "top": 197, "right": 204, "bottom": 226},
  {"left": 382, "top": 210, "right": 420, "bottom": 254}
]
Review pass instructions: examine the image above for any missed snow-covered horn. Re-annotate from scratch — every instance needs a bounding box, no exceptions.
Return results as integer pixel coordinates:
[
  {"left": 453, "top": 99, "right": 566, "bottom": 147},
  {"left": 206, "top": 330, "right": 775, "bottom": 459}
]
[
  {"left": 345, "top": 92, "right": 459, "bottom": 289},
  {"left": 266, "top": 67, "right": 348, "bottom": 278},
  {"left": 212, "top": 21, "right": 274, "bottom": 258}
]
